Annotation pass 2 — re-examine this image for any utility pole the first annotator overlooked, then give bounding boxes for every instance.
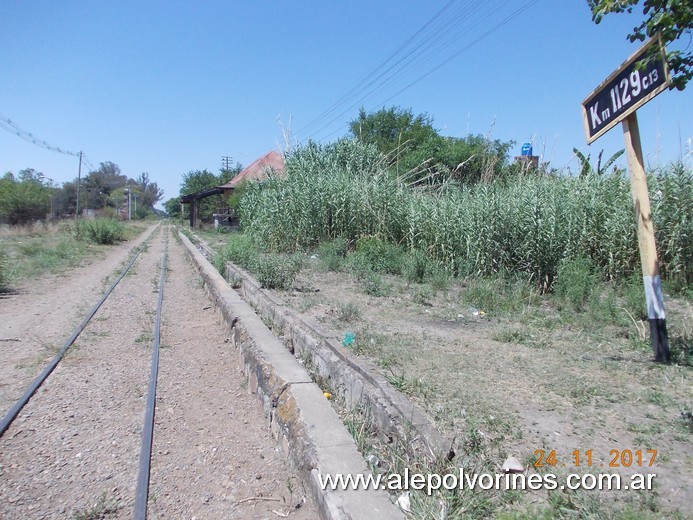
[75,151,83,221]
[221,156,232,172]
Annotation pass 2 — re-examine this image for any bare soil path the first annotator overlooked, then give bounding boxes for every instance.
[0,225,314,519]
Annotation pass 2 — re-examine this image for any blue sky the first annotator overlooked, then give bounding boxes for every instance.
[1,1,691,209]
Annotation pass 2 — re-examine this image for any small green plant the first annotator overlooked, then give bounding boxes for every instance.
[493,328,531,344]
[213,250,230,275]
[679,409,693,433]
[317,238,350,272]
[354,235,404,275]
[337,302,361,322]
[464,275,533,314]
[362,271,387,296]
[427,265,452,292]
[553,257,599,310]
[135,332,153,344]
[411,285,432,305]
[621,273,648,320]
[72,492,120,520]
[255,254,302,290]
[80,218,126,245]
[0,247,10,291]
[225,233,257,270]
[642,389,676,408]
[403,249,431,283]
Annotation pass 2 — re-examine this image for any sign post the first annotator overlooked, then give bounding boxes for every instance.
[581,36,670,362]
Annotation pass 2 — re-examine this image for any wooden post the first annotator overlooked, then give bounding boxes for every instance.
[189,200,196,228]
[622,112,670,362]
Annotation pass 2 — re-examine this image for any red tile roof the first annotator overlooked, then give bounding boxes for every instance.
[219,150,284,189]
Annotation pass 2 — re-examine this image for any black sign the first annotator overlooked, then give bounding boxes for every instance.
[582,37,669,143]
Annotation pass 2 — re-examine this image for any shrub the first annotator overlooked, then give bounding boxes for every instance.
[403,249,432,283]
[225,233,257,270]
[464,275,534,314]
[337,302,361,322]
[317,239,350,272]
[428,265,452,292]
[254,254,302,290]
[240,141,690,292]
[354,235,404,275]
[81,219,125,245]
[553,257,600,311]
[362,271,387,296]
[213,250,230,275]
[621,273,648,321]
[0,248,9,291]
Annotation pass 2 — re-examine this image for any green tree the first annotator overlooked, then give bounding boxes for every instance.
[348,106,513,185]
[164,197,181,218]
[0,171,50,224]
[179,169,226,222]
[135,172,164,210]
[588,0,693,90]
[349,106,438,165]
[83,161,128,210]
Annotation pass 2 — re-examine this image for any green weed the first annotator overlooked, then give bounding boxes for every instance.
[317,238,350,272]
[336,302,361,322]
[72,492,120,519]
[362,271,387,296]
[553,257,599,310]
[254,254,302,290]
[78,218,126,245]
[354,235,405,275]
[224,233,257,270]
[0,247,10,291]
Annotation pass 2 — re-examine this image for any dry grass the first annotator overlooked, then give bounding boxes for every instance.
[0,221,63,238]
[271,258,692,519]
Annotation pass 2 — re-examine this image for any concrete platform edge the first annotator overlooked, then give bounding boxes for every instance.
[177,231,403,520]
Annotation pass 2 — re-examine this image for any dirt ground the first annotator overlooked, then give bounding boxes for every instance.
[241,251,691,517]
[0,225,314,519]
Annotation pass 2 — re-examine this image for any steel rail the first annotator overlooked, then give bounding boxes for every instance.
[0,225,160,437]
[134,233,168,520]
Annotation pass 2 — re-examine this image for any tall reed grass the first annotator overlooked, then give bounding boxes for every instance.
[239,139,691,292]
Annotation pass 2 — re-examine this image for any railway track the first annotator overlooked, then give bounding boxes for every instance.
[0,225,313,519]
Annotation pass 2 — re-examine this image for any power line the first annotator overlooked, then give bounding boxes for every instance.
[1,112,100,179]
[0,113,80,157]
[302,0,496,140]
[81,155,96,172]
[294,0,462,136]
[314,0,541,143]
[296,0,541,143]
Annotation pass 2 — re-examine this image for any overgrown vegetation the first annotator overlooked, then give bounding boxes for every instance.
[0,219,140,287]
[0,170,50,224]
[76,218,127,245]
[0,247,8,292]
[1,163,164,223]
[239,138,691,294]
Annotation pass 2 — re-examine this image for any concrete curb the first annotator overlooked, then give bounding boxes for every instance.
[178,231,403,520]
[197,242,452,463]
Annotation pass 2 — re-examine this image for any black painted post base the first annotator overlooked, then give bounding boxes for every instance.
[649,318,670,363]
